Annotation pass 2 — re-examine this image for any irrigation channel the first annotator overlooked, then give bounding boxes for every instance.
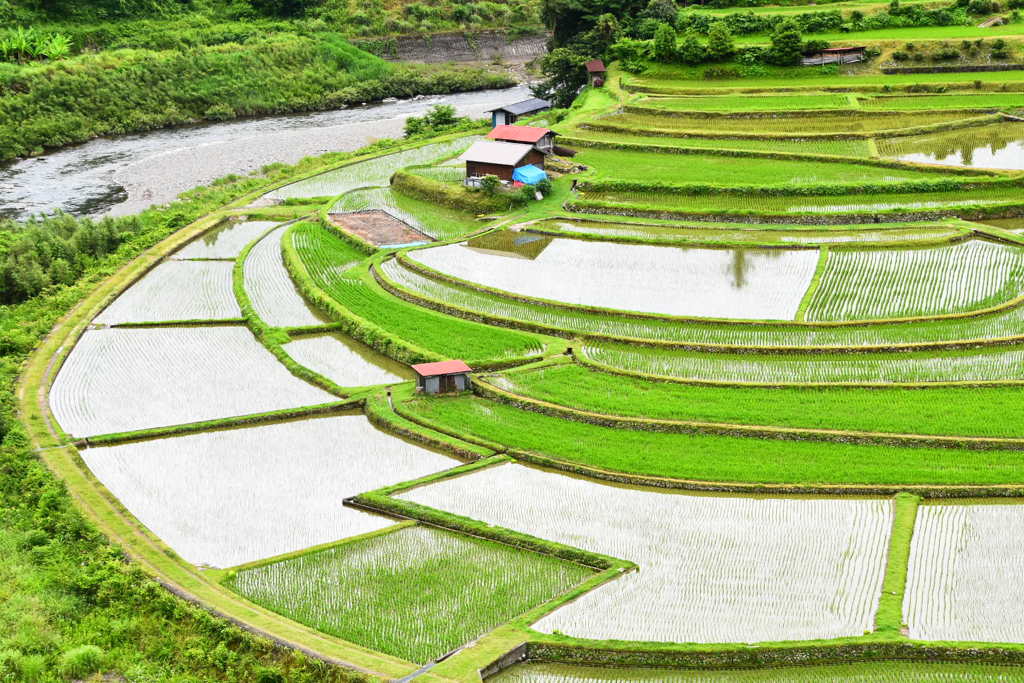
[21,66,1024,681]
[0,84,530,220]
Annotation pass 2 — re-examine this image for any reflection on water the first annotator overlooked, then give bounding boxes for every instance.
[878,122,1024,170]
[0,84,530,220]
[467,230,553,259]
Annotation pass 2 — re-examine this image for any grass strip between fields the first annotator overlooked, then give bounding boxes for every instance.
[875,494,921,635]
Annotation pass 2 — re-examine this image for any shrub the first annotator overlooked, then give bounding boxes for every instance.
[59,645,104,678]
[652,22,677,62]
[703,65,741,78]
[479,174,501,196]
[706,21,735,61]
[678,29,707,65]
[892,50,910,61]
[765,20,802,66]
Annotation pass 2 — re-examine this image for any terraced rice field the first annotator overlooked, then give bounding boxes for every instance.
[563,128,873,156]
[877,122,1024,170]
[804,241,1024,321]
[93,260,240,324]
[400,462,893,643]
[282,332,411,387]
[173,219,279,259]
[49,327,335,437]
[81,416,455,567]
[244,225,329,327]
[594,111,978,135]
[904,504,1024,643]
[638,93,855,112]
[862,94,1024,111]
[266,136,477,200]
[330,186,480,241]
[228,525,592,663]
[408,239,820,320]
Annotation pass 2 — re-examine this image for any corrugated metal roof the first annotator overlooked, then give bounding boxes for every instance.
[411,360,472,376]
[486,98,552,115]
[459,140,533,166]
[486,125,552,143]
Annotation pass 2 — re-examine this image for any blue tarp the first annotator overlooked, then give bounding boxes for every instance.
[512,164,547,185]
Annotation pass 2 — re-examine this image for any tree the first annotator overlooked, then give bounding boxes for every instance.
[643,0,678,23]
[530,47,588,108]
[652,22,677,62]
[479,175,501,196]
[541,0,648,47]
[705,21,735,62]
[766,20,803,66]
[678,29,707,65]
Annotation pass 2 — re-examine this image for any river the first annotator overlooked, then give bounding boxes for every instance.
[0,84,531,221]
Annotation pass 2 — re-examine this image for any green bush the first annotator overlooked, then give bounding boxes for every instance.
[59,645,104,678]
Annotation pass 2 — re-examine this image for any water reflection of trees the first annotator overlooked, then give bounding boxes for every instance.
[895,124,1024,165]
[725,248,784,289]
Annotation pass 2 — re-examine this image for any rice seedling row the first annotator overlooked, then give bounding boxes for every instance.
[291,223,546,362]
[564,127,873,156]
[399,461,893,643]
[244,226,329,327]
[395,393,1024,485]
[227,525,593,663]
[637,93,855,112]
[282,332,411,388]
[407,239,819,320]
[81,415,455,567]
[805,240,1024,321]
[597,111,978,135]
[94,260,240,325]
[862,94,1024,111]
[573,147,955,185]
[493,361,1024,438]
[49,327,335,438]
[904,504,1024,643]
[266,136,478,200]
[380,257,1024,349]
[173,220,280,259]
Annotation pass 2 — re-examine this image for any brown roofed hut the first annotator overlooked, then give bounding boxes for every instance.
[586,59,607,86]
[459,140,542,183]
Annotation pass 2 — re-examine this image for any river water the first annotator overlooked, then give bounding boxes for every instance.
[0,84,530,221]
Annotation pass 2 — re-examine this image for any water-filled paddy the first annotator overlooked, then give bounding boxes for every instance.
[400,462,892,643]
[878,122,1024,170]
[905,504,1024,644]
[173,219,279,259]
[244,225,329,327]
[282,332,411,388]
[50,327,334,437]
[80,415,455,567]
[408,238,819,320]
[93,260,239,325]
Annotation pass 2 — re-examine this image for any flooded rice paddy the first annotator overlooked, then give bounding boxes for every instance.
[244,225,329,327]
[49,327,334,437]
[81,415,455,567]
[173,219,279,259]
[400,462,893,643]
[878,122,1024,170]
[282,333,412,388]
[905,504,1024,644]
[408,238,820,320]
[93,261,239,325]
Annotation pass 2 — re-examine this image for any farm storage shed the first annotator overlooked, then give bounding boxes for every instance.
[486,125,557,154]
[512,164,547,185]
[411,360,472,394]
[459,140,543,182]
[485,98,552,127]
[802,46,867,65]
[586,59,607,86]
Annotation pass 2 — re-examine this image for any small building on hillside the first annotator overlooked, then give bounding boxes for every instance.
[486,98,552,127]
[486,125,558,155]
[586,59,607,87]
[802,46,867,66]
[411,360,472,394]
[459,140,542,183]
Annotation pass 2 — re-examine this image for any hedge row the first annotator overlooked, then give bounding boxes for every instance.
[390,170,511,215]
[560,133,1000,176]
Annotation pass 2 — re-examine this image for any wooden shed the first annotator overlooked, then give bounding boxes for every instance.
[586,59,607,87]
[459,140,542,182]
[802,46,867,66]
[486,125,557,155]
[411,360,472,394]
[485,98,552,127]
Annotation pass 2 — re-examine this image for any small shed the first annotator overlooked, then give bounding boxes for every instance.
[586,59,607,87]
[486,98,552,127]
[486,125,558,155]
[802,46,867,66]
[459,140,542,182]
[411,360,472,394]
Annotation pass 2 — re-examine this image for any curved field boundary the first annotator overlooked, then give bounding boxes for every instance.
[372,256,1024,355]
[560,133,1006,175]
[470,375,1024,452]
[620,79,1024,96]
[16,210,426,681]
[623,104,1006,118]
[396,251,1024,330]
[575,177,1024,198]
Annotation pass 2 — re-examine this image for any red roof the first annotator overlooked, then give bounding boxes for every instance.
[411,360,472,377]
[586,59,606,73]
[486,125,552,144]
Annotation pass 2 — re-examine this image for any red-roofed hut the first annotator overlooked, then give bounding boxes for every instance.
[486,125,557,155]
[586,59,606,87]
[411,360,472,394]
